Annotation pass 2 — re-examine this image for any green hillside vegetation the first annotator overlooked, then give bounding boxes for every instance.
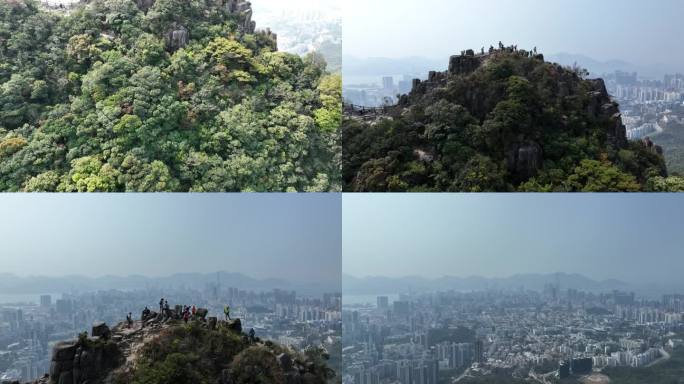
[343,50,684,192]
[113,321,335,384]
[0,0,341,191]
[654,112,684,176]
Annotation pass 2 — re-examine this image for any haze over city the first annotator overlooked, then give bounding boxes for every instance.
[343,194,684,286]
[343,0,684,70]
[0,194,341,284]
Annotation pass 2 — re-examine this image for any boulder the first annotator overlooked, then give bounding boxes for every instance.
[227,318,242,333]
[92,322,111,339]
[195,308,208,320]
[277,353,293,371]
[52,341,78,361]
[208,316,217,330]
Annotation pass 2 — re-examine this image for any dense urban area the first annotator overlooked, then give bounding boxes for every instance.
[343,288,684,384]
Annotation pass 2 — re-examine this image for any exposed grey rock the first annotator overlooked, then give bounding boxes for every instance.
[277,353,293,371]
[448,55,482,76]
[208,316,218,330]
[166,25,189,51]
[134,0,155,12]
[507,141,543,181]
[92,322,110,339]
[195,307,209,320]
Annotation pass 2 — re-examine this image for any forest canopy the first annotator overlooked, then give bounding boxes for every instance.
[0,0,341,191]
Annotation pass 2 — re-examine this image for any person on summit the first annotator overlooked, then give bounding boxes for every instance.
[126,312,133,328]
[159,298,164,313]
[223,304,231,320]
[191,305,196,318]
[249,328,256,343]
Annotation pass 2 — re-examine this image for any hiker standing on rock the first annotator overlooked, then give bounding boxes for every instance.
[249,328,256,343]
[126,312,133,328]
[159,298,164,313]
[224,304,231,320]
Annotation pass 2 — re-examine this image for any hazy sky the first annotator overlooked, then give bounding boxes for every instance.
[343,194,684,284]
[0,194,341,283]
[343,0,684,66]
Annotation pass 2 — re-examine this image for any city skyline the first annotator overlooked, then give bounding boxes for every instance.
[343,194,684,285]
[0,194,341,284]
[343,0,684,70]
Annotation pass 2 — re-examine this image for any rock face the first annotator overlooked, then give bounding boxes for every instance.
[91,322,110,339]
[587,78,627,146]
[225,318,242,333]
[448,55,483,76]
[134,0,155,12]
[225,0,256,33]
[166,25,189,51]
[49,331,122,384]
[506,141,543,181]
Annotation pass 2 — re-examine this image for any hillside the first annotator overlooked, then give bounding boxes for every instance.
[0,0,341,192]
[342,47,683,192]
[19,310,335,384]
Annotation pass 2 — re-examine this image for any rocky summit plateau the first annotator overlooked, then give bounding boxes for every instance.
[6,306,334,384]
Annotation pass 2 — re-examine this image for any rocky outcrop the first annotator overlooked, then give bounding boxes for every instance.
[134,0,155,12]
[91,322,110,339]
[225,0,256,34]
[165,24,189,51]
[448,54,483,76]
[133,0,257,34]
[586,78,627,146]
[19,309,332,384]
[48,326,123,384]
[506,141,543,181]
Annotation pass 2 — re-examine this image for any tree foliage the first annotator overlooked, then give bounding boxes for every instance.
[0,0,341,191]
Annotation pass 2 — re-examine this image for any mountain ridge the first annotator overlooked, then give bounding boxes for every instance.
[342,272,633,295]
[0,271,339,297]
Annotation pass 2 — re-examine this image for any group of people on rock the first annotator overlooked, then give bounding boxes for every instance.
[181,305,197,323]
[123,299,257,343]
[459,42,539,58]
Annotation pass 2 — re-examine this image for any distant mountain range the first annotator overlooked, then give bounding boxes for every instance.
[343,53,682,82]
[0,272,339,296]
[343,273,679,297]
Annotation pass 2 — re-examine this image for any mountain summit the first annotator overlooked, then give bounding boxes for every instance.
[343,45,681,192]
[17,307,333,384]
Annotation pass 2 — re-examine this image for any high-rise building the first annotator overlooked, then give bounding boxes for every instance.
[393,301,409,315]
[382,76,394,91]
[40,295,51,308]
[55,299,73,315]
[377,296,389,309]
[475,339,484,363]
